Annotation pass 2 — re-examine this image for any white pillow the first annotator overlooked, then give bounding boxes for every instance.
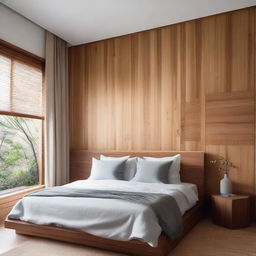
[131,158,171,183]
[100,155,137,180]
[89,158,126,180]
[143,154,181,184]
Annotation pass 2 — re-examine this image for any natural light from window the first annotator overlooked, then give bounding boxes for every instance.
[0,115,41,194]
[0,49,44,195]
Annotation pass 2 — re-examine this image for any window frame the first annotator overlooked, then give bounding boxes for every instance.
[0,39,45,187]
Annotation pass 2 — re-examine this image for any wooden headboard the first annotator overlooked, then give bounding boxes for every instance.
[70,151,205,199]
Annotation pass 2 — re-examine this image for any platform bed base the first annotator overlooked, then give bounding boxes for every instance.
[5,202,203,256]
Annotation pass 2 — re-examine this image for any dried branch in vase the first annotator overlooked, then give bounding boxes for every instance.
[209,156,236,174]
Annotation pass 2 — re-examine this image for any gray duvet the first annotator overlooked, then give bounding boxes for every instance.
[11,186,182,240]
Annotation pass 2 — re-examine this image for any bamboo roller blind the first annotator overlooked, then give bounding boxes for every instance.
[0,53,43,118]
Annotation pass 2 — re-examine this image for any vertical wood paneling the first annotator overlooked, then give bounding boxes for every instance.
[200,8,255,202]
[231,10,251,92]
[69,7,256,204]
[253,6,256,215]
[69,46,87,149]
[160,25,180,150]
[115,36,133,150]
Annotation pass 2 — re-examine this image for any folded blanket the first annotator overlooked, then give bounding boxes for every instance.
[9,187,182,240]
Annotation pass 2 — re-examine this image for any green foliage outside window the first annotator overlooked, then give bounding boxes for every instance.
[0,115,40,191]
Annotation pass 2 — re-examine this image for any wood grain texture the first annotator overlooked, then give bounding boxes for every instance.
[205,92,254,145]
[4,202,204,256]
[69,7,256,209]
[211,195,251,229]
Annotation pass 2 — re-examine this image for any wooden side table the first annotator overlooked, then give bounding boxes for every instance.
[211,194,251,229]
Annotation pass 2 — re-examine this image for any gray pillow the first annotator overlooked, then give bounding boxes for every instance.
[144,154,181,184]
[131,158,172,183]
[100,155,137,180]
[89,158,126,180]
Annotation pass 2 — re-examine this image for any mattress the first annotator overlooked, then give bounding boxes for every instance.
[8,179,198,247]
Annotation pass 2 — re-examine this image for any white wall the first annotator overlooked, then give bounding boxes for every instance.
[0,4,45,58]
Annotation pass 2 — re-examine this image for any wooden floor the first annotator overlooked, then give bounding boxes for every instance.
[1,218,256,256]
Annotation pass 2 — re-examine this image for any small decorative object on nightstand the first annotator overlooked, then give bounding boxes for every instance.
[211,194,251,229]
[210,156,236,197]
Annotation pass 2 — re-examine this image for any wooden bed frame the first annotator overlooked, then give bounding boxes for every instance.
[5,151,205,256]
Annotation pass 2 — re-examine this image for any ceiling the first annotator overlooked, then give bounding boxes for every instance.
[2,0,256,45]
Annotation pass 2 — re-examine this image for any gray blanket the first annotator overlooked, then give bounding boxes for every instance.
[26,187,182,240]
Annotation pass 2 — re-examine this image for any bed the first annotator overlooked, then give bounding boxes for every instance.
[5,150,205,256]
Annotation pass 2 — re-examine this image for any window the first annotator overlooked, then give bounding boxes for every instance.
[0,41,44,195]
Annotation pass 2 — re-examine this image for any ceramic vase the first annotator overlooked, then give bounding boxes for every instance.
[220,172,232,196]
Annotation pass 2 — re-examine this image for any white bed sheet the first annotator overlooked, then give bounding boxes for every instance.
[8,180,198,247]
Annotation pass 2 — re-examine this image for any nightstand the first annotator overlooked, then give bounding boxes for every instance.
[211,194,251,229]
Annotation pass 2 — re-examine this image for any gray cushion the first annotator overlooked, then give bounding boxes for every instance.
[89,158,126,180]
[100,155,137,180]
[144,154,181,184]
[131,158,172,183]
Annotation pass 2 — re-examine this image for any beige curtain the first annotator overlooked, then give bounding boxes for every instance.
[45,31,69,186]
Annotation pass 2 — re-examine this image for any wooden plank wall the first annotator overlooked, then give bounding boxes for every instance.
[69,7,256,203]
